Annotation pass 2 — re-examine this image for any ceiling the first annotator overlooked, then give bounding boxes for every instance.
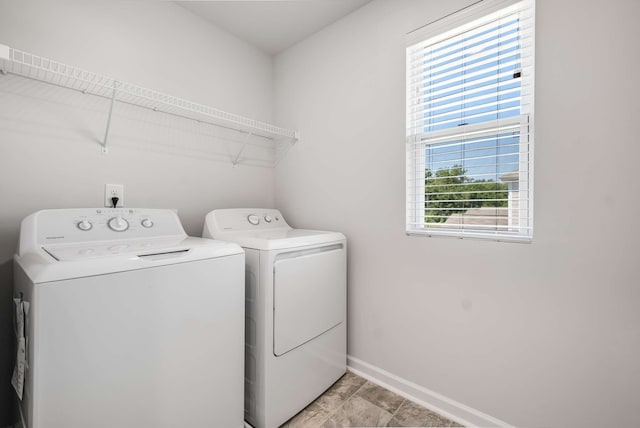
[177,0,374,55]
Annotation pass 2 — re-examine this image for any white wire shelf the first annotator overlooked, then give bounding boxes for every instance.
[0,44,298,161]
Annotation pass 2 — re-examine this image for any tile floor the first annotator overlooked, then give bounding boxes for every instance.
[281,372,464,427]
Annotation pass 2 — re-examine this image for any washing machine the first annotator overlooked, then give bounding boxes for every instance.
[202,208,346,428]
[13,208,245,428]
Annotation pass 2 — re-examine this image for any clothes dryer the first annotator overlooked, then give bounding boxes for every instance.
[13,208,245,428]
[203,208,346,428]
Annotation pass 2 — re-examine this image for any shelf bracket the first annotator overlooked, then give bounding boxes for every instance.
[232,131,253,167]
[274,132,299,166]
[0,44,9,75]
[101,80,119,154]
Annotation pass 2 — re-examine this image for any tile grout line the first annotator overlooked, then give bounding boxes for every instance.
[351,379,370,398]
[300,373,460,428]
[387,398,407,427]
[352,379,406,427]
[313,376,371,428]
[352,373,463,427]
[315,400,344,427]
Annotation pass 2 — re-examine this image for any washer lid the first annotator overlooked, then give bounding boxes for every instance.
[219,228,345,250]
[16,237,243,284]
[43,236,206,261]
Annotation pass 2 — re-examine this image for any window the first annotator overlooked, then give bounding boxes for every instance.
[406,0,534,242]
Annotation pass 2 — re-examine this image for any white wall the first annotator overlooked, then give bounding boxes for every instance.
[0,1,275,424]
[274,0,640,426]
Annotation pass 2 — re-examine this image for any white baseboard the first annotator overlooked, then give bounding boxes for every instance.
[347,355,513,428]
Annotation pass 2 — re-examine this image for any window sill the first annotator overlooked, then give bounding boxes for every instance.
[406,229,532,243]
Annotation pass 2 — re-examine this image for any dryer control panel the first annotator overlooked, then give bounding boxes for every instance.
[205,208,291,234]
[18,208,186,256]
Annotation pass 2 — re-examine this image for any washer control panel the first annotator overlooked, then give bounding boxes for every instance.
[29,208,184,247]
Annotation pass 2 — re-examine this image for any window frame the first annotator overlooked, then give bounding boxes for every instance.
[405,0,535,243]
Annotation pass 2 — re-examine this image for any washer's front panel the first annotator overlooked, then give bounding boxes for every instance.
[34,256,245,428]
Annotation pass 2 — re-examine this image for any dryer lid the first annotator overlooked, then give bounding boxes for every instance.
[203,208,345,250]
[217,228,345,250]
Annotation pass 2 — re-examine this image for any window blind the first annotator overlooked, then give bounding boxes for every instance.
[406,0,534,241]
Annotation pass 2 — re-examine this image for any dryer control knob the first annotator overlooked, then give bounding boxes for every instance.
[77,220,93,231]
[141,218,154,228]
[108,216,129,232]
[264,215,272,223]
[247,214,260,225]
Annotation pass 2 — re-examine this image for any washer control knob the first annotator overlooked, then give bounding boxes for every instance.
[108,216,129,232]
[247,214,260,225]
[264,215,272,223]
[141,218,154,228]
[77,220,93,231]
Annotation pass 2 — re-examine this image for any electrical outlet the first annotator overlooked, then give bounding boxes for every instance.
[105,184,124,208]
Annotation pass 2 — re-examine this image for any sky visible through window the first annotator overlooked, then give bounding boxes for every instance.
[421,16,522,183]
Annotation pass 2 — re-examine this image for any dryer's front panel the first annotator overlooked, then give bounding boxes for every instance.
[273,244,346,356]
